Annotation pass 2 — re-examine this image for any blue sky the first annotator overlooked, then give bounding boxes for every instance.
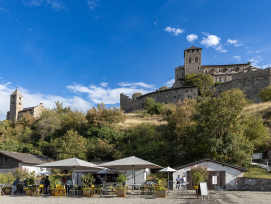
[0,0,271,119]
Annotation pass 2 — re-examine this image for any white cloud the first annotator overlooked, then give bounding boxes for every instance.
[94,15,100,19]
[233,56,241,60]
[87,0,99,10]
[154,21,158,25]
[186,34,198,43]
[262,64,271,68]
[247,50,253,54]
[67,82,156,104]
[0,82,93,120]
[0,79,156,120]
[256,50,260,53]
[165,79,175,87]
[22,0,66,10]
[165,26,184,36]
[200,33,227,53]
[214,55,218,58]
[227,39,243,47]
[100,82,108,87]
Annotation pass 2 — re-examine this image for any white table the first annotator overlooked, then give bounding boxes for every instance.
[177,182,189,196]
[130,184,142,198]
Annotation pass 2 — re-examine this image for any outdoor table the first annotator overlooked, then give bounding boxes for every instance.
[130,184,143,198]
[0,184,5,196]
[179,182,189,196]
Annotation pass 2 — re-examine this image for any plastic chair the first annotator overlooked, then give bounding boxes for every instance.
[55,184,66,198]
[34,185,44,197]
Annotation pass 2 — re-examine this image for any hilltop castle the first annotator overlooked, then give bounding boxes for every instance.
[6,89,45,121]
[120,45,271,112]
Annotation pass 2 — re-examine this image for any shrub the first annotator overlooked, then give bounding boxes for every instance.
[191,165,209,186]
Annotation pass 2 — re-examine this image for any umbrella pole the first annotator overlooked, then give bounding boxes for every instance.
[132,166,134,198]
[72,167,75,185]
[168,172,169,192]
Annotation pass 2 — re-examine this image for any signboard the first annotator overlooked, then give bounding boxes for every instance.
[212,176,217,185]
[198,182,208,197]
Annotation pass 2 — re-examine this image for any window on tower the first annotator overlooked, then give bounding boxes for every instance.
[189,58,192,63]
[195,57,198,62]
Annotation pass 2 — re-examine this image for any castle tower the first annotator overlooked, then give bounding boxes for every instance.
[184,45,203,75]
[9,89,23,121]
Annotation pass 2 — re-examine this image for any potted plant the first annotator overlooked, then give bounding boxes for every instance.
[1,173,14,195]
[116,174,128,197]
[191,165,209,191]
[155,178,168,198]
[81,173,94,197]
[49,175,60,196]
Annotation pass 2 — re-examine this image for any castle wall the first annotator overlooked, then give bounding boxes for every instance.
[33,104,45,118]
[120,86,198,113]
[214,68,271,102]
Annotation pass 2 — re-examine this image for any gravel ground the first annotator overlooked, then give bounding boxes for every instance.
[1,190,271,204]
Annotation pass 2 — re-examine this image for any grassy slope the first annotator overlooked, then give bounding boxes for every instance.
[244,164,271,179]
[243,102,271,119]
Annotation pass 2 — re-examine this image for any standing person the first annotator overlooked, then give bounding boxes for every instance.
[11,178,20,195]
[65,176,71,195]
[44,176,50,195]
[62,177,66,184]
[175,175,181,190]
[181,175,186,183]
[40,177,45,184]
[95,175,102,187]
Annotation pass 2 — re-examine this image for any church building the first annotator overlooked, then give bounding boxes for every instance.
[6,89,45,121]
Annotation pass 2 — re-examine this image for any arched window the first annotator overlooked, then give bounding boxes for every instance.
[189,58,192,63]
[218,69,220,72]
[195,57,198,62]
[198,66,199,69]
[182,72,184,77]
[238,81,242,88]
[177,74,178,78]
[246,80,251,86]
[264,77,269,84]
[255,79,260,85]
[205,70,207,74]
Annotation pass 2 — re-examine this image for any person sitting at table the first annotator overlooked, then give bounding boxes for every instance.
[23,178,28,186]
[95,175,102,187]
[175,175,181,190]
[181,175,186,183]
[11,178,20,195]
[62,177,66,184]
[44,176,50,195]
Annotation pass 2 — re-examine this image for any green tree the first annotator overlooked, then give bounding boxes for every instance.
[183,73,214,96]
[194,88,253,165]
[143,97,163,115]
[159,86,169,91]
[258,86,271,102]
[132,92,142,99]
[36,110,61,140]
[87,138,116,161]
[86,103,126,127]
[52,130,87,160]
[54,101,72,115]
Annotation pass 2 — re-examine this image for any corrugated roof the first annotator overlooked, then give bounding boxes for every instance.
[174,158,248,172]
[0,151,53,164]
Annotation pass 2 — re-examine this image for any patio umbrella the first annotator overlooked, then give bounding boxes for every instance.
[159,166,176,191]
[35,158,104,184]
[97,156,163,196]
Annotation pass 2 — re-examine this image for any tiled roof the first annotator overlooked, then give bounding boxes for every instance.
[0,151,53,164]
[174,158,248,172]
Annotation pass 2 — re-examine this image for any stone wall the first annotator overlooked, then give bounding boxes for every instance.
[215,68,271,102]
[237,177,271,191]
[120,86,198,113]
